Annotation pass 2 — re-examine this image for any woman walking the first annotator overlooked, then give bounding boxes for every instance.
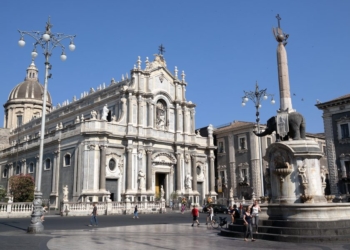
[133,205,139,219]
[251,200,261,233]
[181,204,185,214]
[243,206,255,242]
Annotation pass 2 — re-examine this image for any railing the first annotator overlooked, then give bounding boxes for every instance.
[0,202,33,218]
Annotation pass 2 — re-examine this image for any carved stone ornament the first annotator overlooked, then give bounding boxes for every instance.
[185,154,190,163]
[91,110,97,120]
[298,163,308,184]
[152,152,177,165]
[87,144,96,151]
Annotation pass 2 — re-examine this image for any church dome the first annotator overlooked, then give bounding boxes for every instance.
[7,61,52,103]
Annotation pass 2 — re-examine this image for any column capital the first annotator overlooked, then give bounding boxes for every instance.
[35,154,39,159]
[87,144,96,151]
[8,163,13,168]
[209,155,215,160]
[99,144,108,150]
[21,159,26,163]
[127,147,133,153]
[146,148,153,155]
[191,153,197,159]
[54,150,60,156]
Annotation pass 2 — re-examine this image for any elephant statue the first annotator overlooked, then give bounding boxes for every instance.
[254,112,306,141]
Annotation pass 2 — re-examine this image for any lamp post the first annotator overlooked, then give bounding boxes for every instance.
[18,17,76,233]
[241,82,275,198]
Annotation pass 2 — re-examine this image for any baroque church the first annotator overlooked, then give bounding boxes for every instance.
[0,53,217,209]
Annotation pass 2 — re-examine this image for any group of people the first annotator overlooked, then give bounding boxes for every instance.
[190,200,261,243]
[242,200,261,242]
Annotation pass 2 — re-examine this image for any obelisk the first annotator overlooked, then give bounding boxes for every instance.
[273,14,294,112]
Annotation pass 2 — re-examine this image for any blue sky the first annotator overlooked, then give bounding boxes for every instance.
[1,1,349,133]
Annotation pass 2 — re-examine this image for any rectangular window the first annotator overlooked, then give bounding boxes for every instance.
[341,124,349,139]
[218,141,224,153]
[17,115,23,127]
[239,137,246,150]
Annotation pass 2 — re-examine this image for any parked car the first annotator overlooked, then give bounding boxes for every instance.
[201,204,228,214]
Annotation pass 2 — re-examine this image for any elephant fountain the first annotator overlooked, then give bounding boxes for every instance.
[254,112,305,141]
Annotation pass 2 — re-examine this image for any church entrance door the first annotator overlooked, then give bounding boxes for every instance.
[106,179,118,201]
[155,173,166,198]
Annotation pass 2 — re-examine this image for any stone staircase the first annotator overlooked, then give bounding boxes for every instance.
[220,218,350,242]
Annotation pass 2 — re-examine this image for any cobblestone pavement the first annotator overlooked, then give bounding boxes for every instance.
[11,224,350,250]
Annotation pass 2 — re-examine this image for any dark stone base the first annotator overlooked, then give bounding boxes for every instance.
[220,219,350,242]
[27,223,44,234]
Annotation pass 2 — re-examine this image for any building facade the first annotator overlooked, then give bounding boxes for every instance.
[0,54,217,208]
[214,120,328,201]
[317,94,350,198]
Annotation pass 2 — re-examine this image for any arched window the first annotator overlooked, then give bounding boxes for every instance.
[44,158,51,170]
[155,100,167,130]
[29,162,34,173]
[64,154,71,166]
[109,159,116,171]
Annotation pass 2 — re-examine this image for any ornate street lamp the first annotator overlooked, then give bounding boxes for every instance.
[18,17,76,233]
[241,82,274,197]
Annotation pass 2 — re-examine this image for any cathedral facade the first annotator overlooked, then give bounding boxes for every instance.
[0,54,217,208]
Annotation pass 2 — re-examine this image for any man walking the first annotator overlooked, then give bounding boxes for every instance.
[89,203,98,226]
[191,205,200,227]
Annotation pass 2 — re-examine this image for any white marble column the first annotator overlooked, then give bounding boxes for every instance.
[277,42,293,112]
[148,100,154,128]
[176,152,182,192]
[190,110,195,134]
[99,145,107,191]
[191,154,197,192]
[146,149,153,192]
[51,151,59,195]
[6,163,12,195]
[176,104,181,133]
[128,93,133,125]
[21,159,26,175]
[126,147,133,192]
[138,96,144,128]
[183,107,188,134]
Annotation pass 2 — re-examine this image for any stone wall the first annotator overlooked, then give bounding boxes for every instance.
[0,128,10,150]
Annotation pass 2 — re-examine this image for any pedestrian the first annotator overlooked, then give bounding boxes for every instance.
[243,206,255,242]
[89,203,98,226]
[251,200,261,233]
[230,204,240,224]
[133,205,139,219]
[205,205,213,225]
[181,203,185,214]
[191,205,200,227]
[41,206,48,222]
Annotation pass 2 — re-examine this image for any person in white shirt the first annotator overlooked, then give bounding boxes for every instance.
[251,200,261,233]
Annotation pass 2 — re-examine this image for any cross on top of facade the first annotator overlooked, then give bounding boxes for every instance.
[158,44,165,55]
[276,14,281,28]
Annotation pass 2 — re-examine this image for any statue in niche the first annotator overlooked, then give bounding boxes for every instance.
[160,185,165,199]
[185,173,192,190]
[101,104,109,121]
[63,185,69,202]
[138,170,146,191]
[298,164,308,184]
[156,101,166,129]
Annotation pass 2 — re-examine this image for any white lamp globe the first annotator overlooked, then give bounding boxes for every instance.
[60,53,67,61]
[42,33,50,41]
[18,38,25,47]
[258,104,262,108]
[31,50,38,58]
[241,102,246,107]
[243,96,248,102]
[69,42,76,51]
[271,99,276,104]
[263,95,268,100]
